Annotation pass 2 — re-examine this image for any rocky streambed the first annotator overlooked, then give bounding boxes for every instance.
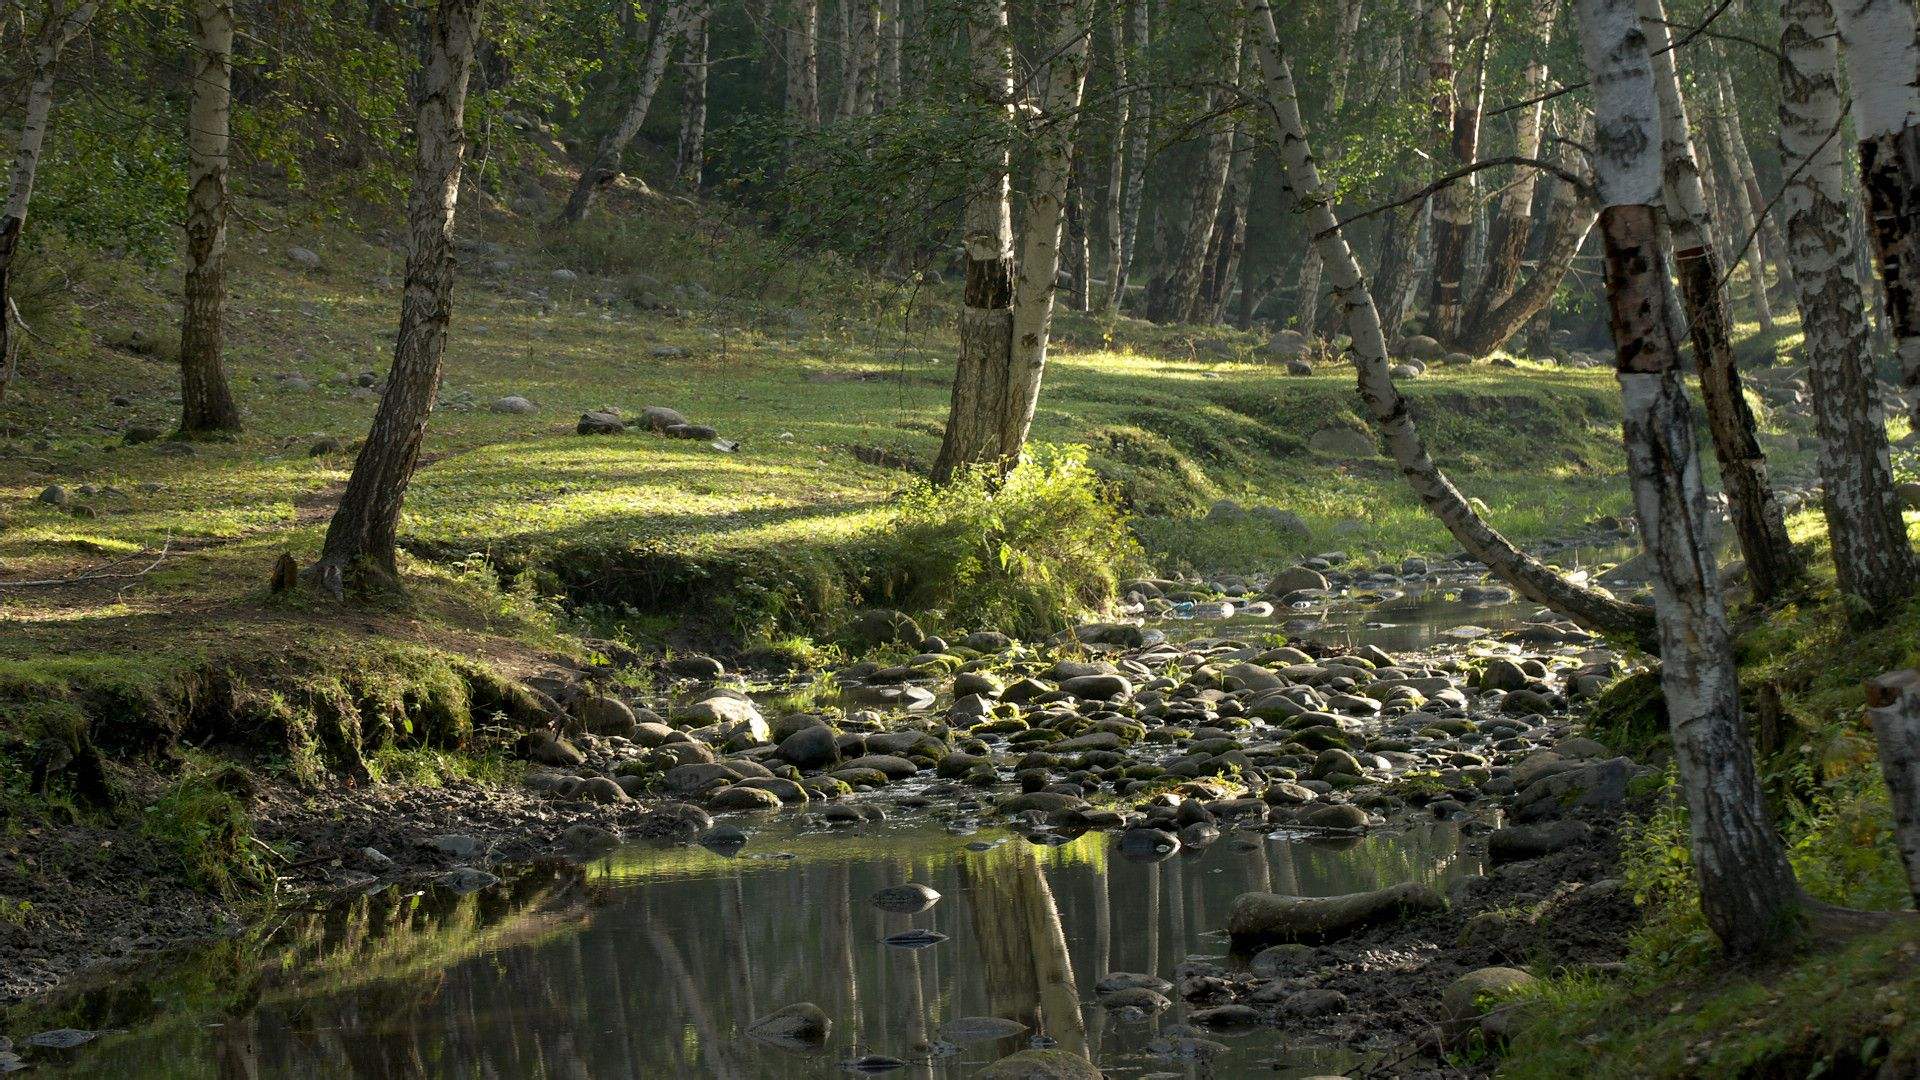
[1,533,1661,1076]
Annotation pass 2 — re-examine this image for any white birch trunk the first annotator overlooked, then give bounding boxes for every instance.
[1779,0,1920,619]
[1705,59,1774,328]
[1106,0,1150,315]
[1577,0,1801,958]
[1865,670,1920,908]
[1246,0,1657,650]
[1098,0,1130,316]
[675,0,710,187]
[1468,0,1556,321]
[786,0,821,129]
[178,0,242,435]
[560,0,694,222]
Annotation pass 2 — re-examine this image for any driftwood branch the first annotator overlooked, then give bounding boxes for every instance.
[0,537,173,588]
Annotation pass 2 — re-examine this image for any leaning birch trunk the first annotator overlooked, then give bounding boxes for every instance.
[1099,1,1130,316]
[675,0,710,188]
[1107,0,1151,315]
[0,0,97,398]
[559,0,691,224]
[1576,0,1801,957]
[1149,26,1240,324]
[307,0,484,592]
[1467,0,1554,322]
[1828,0,1920,432]
[930,0,1017,484]
[1865,670,1920,908]
[1704,60,1773,329]
[1458,116,1599,359]
[786,0,822,129]
[178,0,242,436]
[1779,0,1920,620]
[1640,0,1800,602]
[1246,0,1657,651]
[999,0,1095,460]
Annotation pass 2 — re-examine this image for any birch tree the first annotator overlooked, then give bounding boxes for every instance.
[1148,20,1241,324]
[675,0,710,188]
[1468,0,1556,320]
[177,0,243,437]
[1703,57,1773,329]
[786,0,822,129]
[1713,63,1794,304]
[0,0,97,397]
[1639,0,1800,601]
[1575,0,1800,956]
[1245,0,1657,652]
[1779,0,1919,620]
[1103,0,1150,315]
[1098,1,1130,315]
[559,0,693,224]
[1828,0,1920,430]
[1428,0,1490,344]
[306,0,485,592]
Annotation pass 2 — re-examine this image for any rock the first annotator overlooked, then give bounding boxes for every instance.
[1441,967,1538,1033]
[976,1049,1104,1079]
[492,395,538,415]
[1060,673,1132,699]
[639,405,690,431]
[1190,1005,1262,1028]
[308,436,344,456]
[996,791,1088,814]
[428,833,480,858]
[1095,972,1173,995]
[551,268,578,282]
[709,784,782,812]
[1249,943,1314,976]
[526,726,583,768]
[123,423,166,445]
[1513,756,1634,821]
[286,245,321,270]
[1283,989,1348,1017]
[438,867,500,893]
[871,883,942,913]
[1302,802,1368,830]
[577,776,629,804]
[748,1002,831,1045]
[23,1029,99,1050]
[1488,819,1592,864]
[1401,334,1443,360]
[576,694,636,736]
[1479,657,1532,692]
[36,485,68,506]
[942,1016,1027,1042]
[674,694,766,734]
[1390,363,1423,380]
[844,608,923,648]
[559,823,619,855]
[1227,882,1448,948]
[667,654,725,679]
[577,410,626,435]
[1308,426,1378,457]
[1268,329,1310,358]
[777,724,840,769]
[663,422,720,440]
[1268,566,1329,595]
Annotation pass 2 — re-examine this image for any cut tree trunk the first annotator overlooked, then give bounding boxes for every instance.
[1864,670,1920,908]
[1779,0,1920,621]
[307,0,485,592]
[1577,0,1801,959]
[675,0,709,188]
[1828,0,1920,432]
[931,0,1018,483]
[559,0,692,224]
[1640,0,1800,602]
[1468,0,1555,321]
[1247,0,1657,651]
[178,0,243,436]
[0,1,98,401]
[786,0,821,129]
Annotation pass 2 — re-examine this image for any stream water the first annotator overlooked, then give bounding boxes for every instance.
[1,546,1632,1078]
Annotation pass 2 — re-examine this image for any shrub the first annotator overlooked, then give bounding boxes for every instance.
[864,445,1143,640]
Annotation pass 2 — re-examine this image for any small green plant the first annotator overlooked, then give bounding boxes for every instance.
[140,774,273,899]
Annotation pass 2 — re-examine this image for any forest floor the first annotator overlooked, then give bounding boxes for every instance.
[1,175,1913,1075]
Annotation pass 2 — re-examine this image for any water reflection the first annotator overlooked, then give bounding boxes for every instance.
[6,818,1478,1078]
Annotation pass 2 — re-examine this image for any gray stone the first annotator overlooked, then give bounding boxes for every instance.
[708,784,783,812]
[576,410,625,435]
[747,1002,830,1045]
[1308,426,1378,457]
[976,1050,1103,1079]
[1227,882,1448,948]
[286,245,321,270]
[1488,819,1592,864]
[872,882,942,913]
[777,724,840,769]
[492,395,538,415]
[576,694,636,736]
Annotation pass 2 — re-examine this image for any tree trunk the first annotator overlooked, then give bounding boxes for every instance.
[1468,0,1555,322]
[1716,62,1796,305]
[786,0,821,129]
[852,0,880,116]
[675,0,709,188]
[1640,0,1800,602]
[834,0,856,120]
[1106,0,1150,315]
[1705,57,1774,329]
[178,0,242,436]
[1289,0,1362,336]
[879,0,900,109]
[1248,0,1658,651]
[1148,21,1240,324]
[1202,132,1253,325]
[0,1,97,400]
[1066,162,1091,312]
[1576,0,1801,959]
[1779,0,1920,620]
[1458,119,1598,356]
[1829,0,1920,430]
[307,0,484,591]
[1098,0,1130,316]
[1428,0,1490,345]
[1864,670,1920,908]
[560,0,690,223]
[1000,0,1095,459]
[931,0,1018,483]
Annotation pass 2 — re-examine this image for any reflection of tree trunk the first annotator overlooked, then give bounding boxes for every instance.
[214,1012,260,1080]
[829,865,859,1043]
[1145,862,1160,975]
[1251,839,1273,894]
[961,848,1088,1059]
[645,915,741,1079]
